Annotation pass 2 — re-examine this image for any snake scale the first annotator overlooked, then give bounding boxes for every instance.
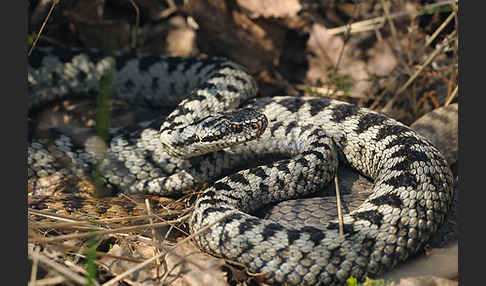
[28,47,454,285]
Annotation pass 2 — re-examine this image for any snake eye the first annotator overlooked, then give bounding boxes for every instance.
[231,124,241,133]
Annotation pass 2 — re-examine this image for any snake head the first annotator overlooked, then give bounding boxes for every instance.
[159,108,268,158]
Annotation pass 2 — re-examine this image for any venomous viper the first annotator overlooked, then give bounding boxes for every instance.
[28,47,454,285]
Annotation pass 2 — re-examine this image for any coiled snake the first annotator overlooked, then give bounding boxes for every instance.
[28,47,454,285]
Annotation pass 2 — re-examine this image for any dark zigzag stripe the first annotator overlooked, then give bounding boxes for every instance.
[385,135,426,149]
[279,97,306,113]
[166,57,187,73]
[200,188,242,203]
[261,222,285,241]
[309,98,331,116]
[369,193,403,208]
[356,113,389,134]
[311,141,332,149]
[211,181,233,192]
[388,150,429,172]
[300,226,327,245]
[351,210,384,226]
[188,94,207,102]
[250,166,268,179]
[172,134,198,146]
[295,157,310,167]
[138,55,164,71]
[299,124,314,133]
[383,172,418,189]
[332,103,359,122]
[327,222,355,234]
[285,121,298,136]
[196,198,235,208]
[258,182,269,194]
[231,75,250,87]
[276,163,290,173]
[229,173,250,185]
[181,57,203,73]
[270,121,284,134]
[236,216,261,235]
[225,84,240,93]
[194,60,210,75]
[301,150,325,161]
[193,82,224,101]
[375,124,411,141]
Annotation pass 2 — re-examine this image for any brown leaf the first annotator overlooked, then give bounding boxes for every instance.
[306,23,371,98]
[366,41,398,77]
[163,240,228,286]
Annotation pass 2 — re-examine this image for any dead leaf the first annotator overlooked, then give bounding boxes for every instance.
[164,239,228,286]
[306,23,371,98]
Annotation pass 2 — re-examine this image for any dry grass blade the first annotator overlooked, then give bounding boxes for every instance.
[31,214,190,243]
[29,246,41,286]
[334,176,344,240]
[29,209,87,224]
[31,213,169,229]
[30,276,66,286]
[380,0,398,46]
[327,0,458,36]
[424,9,457,50]
[29,0,59,56]
[32,239,146,263]
[28,247,95,286]
[445,85,458,106]
[382,30,457,112]
[144,198,162,279]
[129,0,140,49]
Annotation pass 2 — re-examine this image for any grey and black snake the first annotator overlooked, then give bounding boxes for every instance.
[28,47,454,285]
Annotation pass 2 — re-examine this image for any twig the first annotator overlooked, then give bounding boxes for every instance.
[31,214,191,243]
[29,276,66,286]
[423,10,457,50]
[29,0,59,56]
[380,0,398,45]
[382,30,457,112]
[444,85,458,106]
[129,0,140,49]
[28,246,41,286]
[28,248,95,286]
[334,176,344,240]
[145,198,162,279]
[327,0,458,36]
[28,209,94,224]
[30,213,170,229]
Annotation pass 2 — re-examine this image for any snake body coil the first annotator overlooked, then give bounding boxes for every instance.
[28,48,453,285]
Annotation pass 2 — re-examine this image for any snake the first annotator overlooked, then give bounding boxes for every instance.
[28,47,454,285]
